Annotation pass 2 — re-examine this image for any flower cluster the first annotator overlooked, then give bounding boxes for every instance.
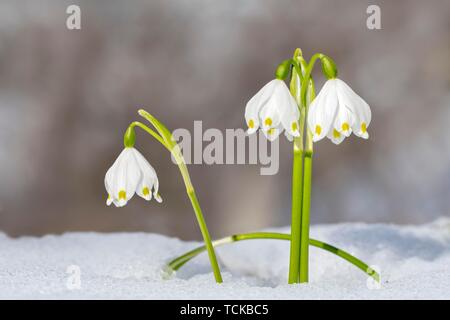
[245,78,371,145]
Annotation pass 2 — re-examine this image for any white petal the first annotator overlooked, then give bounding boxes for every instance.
[307,81,329,140]
[245,80,277,134]
[259,89,283,130]
[111,148,141,206]
[132,148,160,202]
[154,192,163,203]
[327,128,346,145]
[336,79,371,139]
[284,131,294,142]
[262,124,282,142]
[106,194,113,206]
[116,198,127,207]
[278,82,300,137]
[333,103,354,137]
[307,80,338,142]
[104,154,120,197]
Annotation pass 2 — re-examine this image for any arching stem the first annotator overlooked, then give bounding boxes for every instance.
[167,232,380,283]
[130,116,223,283]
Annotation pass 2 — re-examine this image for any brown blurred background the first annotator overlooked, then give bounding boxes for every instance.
[0,0,449,239]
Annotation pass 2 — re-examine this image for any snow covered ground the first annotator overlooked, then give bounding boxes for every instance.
[0,218,449,299]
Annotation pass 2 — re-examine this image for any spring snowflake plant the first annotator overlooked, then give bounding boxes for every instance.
[104,48,379,284]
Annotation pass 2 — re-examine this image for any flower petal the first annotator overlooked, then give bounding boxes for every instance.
[307,80,338,142]
[132,148,161,203]
[245,80,277,134]
[336,79,371,139]
[106,194,113,206]
[111,148,141,206]
[333,103,354,137]
[284,130,294,142]
[262,124,282,142]
[259,93,282,130]
[279,82,300,137]
[327,128,346,145]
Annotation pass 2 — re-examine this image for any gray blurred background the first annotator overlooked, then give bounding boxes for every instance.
[0,0,449,239]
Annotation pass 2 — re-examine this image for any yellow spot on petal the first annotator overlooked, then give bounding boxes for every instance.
[291,122,298,132]
[267,128,275,135]
[265,117,273,126]
[333,129,341,138]
[118,190,126,200]
[315,125,322,135]
[361,122,367,133]
[142,187,150,196]
[248,119,254,129]
[107,194,111,200]
[342,122,350,131]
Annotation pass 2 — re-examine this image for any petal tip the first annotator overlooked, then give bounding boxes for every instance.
[155,193,163,203]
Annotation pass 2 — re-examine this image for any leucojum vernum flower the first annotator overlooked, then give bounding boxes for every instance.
[105,48,379,285]
[105,146,162,207]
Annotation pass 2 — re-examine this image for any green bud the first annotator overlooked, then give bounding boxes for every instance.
[123,126,136,148]
[275,59,292,80]
[320,55,338,79]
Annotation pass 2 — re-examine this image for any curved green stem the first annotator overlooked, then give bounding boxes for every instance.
[129,121,169,150]
[300,53,322,107]
[131,112,223,283]
[167,232,380,283]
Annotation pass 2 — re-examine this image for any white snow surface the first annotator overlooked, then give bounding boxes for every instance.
[1,218,450,299]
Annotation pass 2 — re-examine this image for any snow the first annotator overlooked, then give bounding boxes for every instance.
[1,218,449,299]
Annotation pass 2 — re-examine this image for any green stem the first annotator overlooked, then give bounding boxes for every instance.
[288,49,304,284]
[289,139,303,284]
[166,232,380,283]
[186,189,223,283]
[130,121,169,150]
[299,153,312,282]
[299,79,315,283]
[131,118,223,283]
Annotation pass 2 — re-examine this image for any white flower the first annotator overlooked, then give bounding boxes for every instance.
[245,79,300,141]
[105,147,162,207]
[307,78,371,144]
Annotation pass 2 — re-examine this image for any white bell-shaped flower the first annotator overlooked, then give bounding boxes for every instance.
[105,147,162,207]
[245,79,300,141]
[307,78,371,144]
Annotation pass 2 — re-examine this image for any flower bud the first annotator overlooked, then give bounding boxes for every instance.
[123,126,136,148]
[275,59,292,80]
[320,55,338,79]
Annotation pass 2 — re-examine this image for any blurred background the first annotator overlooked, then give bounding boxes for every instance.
[0,0,449,239]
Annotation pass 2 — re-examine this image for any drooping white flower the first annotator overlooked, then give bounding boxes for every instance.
[245,79,300,141]
[105,147,162,207]
[307,78,371,144]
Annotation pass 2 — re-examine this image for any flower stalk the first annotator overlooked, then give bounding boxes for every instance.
[299,79,315,283]
[126,111,223,283]
[288,50,323,283]
[288,49,304,284]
